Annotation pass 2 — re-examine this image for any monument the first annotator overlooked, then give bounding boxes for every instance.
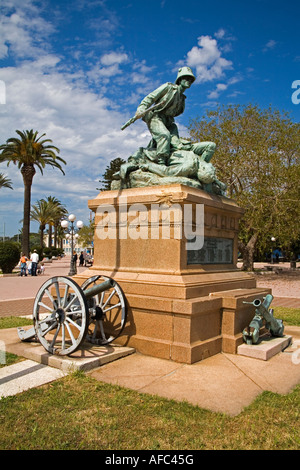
[112,67,226,195]
[75,67,272,363]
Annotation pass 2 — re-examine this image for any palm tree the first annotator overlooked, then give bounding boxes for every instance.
[45,196,67,248]
[53,206,68,249]
[30,196,67,248]
[30,199,54,247]
[0,130,66,256]
[0,173,13,189]
[56,223,66,251]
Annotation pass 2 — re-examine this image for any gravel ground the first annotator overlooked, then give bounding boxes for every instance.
[254,272,300,299]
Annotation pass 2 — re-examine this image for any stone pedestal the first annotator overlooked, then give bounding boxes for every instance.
[74,184,270,363]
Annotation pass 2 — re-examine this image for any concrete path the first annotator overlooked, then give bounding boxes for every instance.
[0,359,65,399]
[89,332,300,416]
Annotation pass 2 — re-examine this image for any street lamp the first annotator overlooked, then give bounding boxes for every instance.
[61,214,84,276]
[270,237,276,264]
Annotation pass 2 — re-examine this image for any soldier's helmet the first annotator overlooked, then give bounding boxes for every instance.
[175,67,196,85]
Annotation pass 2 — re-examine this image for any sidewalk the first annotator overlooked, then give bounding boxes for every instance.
[0,257,88,317]
[252,262,300,308]
[0,256,87,299]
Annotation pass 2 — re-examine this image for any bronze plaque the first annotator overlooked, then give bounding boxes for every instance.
[187,237,233,265]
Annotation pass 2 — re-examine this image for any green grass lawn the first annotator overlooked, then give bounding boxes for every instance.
[0,351,23,368]
[0,314,299,450]
[273,307,300,326]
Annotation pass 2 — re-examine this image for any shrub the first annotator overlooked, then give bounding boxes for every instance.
[0,242,21,273]
[30,245,44,261]
[43,247,52,259]
[56,247,64,257]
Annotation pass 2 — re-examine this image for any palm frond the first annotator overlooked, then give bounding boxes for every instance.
[0,173,13,189]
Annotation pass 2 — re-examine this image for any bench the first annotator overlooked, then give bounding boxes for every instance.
[264,265,283,273]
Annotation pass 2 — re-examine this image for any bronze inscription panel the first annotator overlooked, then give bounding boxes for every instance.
[187,237,233,265]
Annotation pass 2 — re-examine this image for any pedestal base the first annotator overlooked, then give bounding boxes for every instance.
[75,185,272,363]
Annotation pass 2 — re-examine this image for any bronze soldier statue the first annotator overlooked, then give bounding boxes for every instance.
[117,67,225,195]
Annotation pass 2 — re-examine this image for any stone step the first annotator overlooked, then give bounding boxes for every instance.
[0,327,136,376]
[237,335,292,361]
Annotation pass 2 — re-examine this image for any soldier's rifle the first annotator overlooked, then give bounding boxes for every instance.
[121,100,167,131]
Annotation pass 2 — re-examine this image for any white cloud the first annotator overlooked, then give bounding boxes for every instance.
[263,40,277,52]
[0,2,55,60]
[100,52,128,66]
[0,2,145,236]
[208,83,228,100]
[86,52,130,84]
[131,72,150,84]
[183,34,233,83]
[2,56,148,161]
[0,53,149,236]
[214,28,226,40]
[133,60,154,75]
[207,76,242,100]
[88,63,123,81]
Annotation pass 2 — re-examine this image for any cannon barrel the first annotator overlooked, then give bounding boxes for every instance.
[242,294,284,343]
[83,278,114,299]
[243,298,262,307]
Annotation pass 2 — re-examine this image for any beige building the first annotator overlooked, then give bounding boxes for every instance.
[62,236,93,256]
[43,234,93,256]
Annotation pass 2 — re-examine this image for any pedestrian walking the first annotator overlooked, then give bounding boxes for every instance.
[72,251,78,272]
[27,260,32,275]
[40,262,45,275]
[20,253,28,276]
[30,249,39,276]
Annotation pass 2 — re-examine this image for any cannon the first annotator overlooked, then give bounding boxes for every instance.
[17,275,127,356]
[242,294,284,345]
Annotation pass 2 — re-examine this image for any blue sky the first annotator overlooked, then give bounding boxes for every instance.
[0,0,299,237]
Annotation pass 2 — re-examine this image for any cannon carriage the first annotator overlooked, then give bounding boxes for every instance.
[18,275,127,356]
[242,294,284,345]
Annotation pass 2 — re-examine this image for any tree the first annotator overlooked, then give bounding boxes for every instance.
[30,196,67,248]
[44,196,67,248]
[98,157,126,190]
[188,104,300,270]
[0,130,66,256]
[0,173,13,189]
[30,199,53,248]
[77,220,95,249]
[52,201,68,249]
[56,223,66,251]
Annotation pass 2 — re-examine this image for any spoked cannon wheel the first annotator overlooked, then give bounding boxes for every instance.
[33,276,89,355]
[81,275,127,345]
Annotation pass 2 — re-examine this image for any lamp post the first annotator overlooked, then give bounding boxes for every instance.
[61,214,84,276]
[270,237,276,264]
